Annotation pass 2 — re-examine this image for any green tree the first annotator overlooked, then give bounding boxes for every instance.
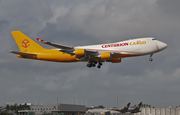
[18,104,22,110]
[24,103,30,110]
[0,113,9,115]
[10,105,14,114]
[97,105,105,108]
[5,105,9,111]
[134,105,136,108]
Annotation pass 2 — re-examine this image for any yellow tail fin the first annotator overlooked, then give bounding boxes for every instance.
[11,31,45,52]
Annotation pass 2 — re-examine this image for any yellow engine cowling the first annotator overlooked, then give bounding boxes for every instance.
[106,58,121,63]
[75,49,85,56]
[101,52,111,59]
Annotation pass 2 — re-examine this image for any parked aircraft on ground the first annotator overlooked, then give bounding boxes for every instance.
[110,102,130,113]
[10,31,167,68]
[86,103,131,114]
[128,102,142,114]
[87,102,143,114]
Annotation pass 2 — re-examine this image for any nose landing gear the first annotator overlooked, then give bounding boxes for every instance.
[149,54,153,62]
[149,58,153,61]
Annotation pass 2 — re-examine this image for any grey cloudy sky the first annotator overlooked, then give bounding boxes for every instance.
[0,0,180,108]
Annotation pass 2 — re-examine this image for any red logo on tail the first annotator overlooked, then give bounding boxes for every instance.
[22,39,30,48]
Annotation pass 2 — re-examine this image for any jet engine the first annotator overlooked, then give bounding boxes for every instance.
[100,52,111,59]
[75,49,85,56]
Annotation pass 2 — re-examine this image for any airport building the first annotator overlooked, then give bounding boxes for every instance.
[18,103,87,115]
[134,107,180,115]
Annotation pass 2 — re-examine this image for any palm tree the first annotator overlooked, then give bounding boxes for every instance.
[18,104,22,110]
[97,105,105,108]
[10,105,14,114]
[5,104,9,111]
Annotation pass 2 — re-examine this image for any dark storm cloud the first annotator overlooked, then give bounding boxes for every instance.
[37,23,98,46]
[0,0,180,108]
[157,0,180,16]
[0,20,9,31]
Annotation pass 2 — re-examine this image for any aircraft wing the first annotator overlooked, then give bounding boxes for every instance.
[36,38,73,50]
[36,38,99,61]
[9,51,37,56]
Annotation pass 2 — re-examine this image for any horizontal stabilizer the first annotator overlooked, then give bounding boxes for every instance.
[9,51,37,56]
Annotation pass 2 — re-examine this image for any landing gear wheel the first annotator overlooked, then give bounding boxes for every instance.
[92,63,96,67]
[87,61,97,68]
[94,61,97,64]
[97,62,102,68]
[149,58,153,61]
[86,63,91,68]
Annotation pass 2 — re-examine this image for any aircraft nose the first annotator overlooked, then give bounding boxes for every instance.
[156,40,167,51]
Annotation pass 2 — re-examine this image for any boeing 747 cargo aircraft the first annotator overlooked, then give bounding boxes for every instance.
[10,31,167,68]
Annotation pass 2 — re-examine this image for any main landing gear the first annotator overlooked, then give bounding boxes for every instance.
[86,61,102,68]
[149,54,153,62]
[97,62,102,68]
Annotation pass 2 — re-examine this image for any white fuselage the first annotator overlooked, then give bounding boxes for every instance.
[75,38,167,57]
[87,108,129,114]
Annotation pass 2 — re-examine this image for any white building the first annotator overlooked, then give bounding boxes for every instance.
[18,103,87,115]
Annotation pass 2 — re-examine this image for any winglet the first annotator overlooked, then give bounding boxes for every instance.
[36,38,45,42]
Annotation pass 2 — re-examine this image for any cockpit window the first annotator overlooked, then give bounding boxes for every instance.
[152,38,156,40]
